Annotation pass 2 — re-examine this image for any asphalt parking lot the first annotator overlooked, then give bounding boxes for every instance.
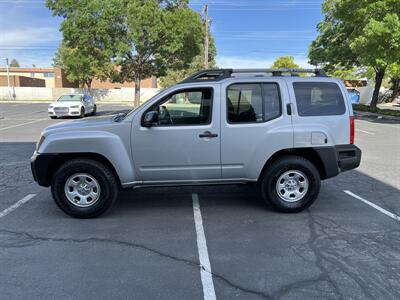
[0,103,400,299]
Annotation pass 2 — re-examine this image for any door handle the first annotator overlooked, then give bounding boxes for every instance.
[199,131,218,138]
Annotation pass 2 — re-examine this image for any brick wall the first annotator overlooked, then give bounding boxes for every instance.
[54,67,79,88]
[0,75,45,87]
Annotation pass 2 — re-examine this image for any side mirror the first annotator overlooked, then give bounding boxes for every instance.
[143,111,159,127]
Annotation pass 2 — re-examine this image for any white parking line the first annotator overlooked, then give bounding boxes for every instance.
[0,118,48,131]
[192,193,217,300]
[0,194,36,218]
[344,190,400,221]
[356,129,375,135]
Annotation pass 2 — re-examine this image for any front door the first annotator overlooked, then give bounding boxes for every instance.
[131,86,221,182]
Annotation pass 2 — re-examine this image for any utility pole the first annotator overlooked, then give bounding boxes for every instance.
[203,4,209,69]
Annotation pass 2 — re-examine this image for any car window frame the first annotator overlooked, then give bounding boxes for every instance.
[226,82,282,125]
[293,81,347,117]
[141,87,214,127]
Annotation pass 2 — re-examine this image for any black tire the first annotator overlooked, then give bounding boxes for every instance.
[51,159,119,218]
[260,155,320,213]
[91,105,97,116]
[79,107,85,118]
[50,116,57,119]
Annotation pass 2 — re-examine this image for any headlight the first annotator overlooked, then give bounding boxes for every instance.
[70,105,79,109]
[36,135,45,151]
[49,105,53,109]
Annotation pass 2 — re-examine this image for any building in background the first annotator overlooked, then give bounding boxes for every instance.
[0,67,157,89]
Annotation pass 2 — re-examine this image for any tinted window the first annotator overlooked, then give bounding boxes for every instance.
[227,83,281,123]
[293,82,346,116]
[148,88,212,126]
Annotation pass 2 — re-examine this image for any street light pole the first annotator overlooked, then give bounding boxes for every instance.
[2,57,11,100]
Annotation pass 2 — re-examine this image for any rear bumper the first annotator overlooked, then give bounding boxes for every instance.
[336,144,362,172]
[314,144,361,179]
[31,151,58,187]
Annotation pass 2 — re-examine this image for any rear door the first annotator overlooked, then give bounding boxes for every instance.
[287,78,350,147]
[220,79,293,180]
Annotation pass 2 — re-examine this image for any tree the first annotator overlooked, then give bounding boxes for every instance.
[328,67,358,80]
[159,36,217,88]
[113,0,206,106]
[271,56,300,69]
[309,0,400,108]
[388,64,400,101]
[9,59,20,67]
[52,48,63,68]
[46,0,124,89]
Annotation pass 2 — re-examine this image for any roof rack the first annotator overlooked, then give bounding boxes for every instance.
[180,68,327,83]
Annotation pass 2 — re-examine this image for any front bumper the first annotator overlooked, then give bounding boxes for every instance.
[31,151,59,187]
[48,107,81,117]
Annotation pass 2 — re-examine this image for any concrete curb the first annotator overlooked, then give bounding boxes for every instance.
[354,110,400,123]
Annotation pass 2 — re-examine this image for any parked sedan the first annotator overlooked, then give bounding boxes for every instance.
[48,94,97,119]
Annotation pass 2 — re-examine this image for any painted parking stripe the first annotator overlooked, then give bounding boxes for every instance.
[0,118,48,131]
[344,190,400,221]
[0,194,36,218]
[356,129,375,135]
[192,193,217,300]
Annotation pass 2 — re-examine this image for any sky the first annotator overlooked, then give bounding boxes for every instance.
[0,0,325,69]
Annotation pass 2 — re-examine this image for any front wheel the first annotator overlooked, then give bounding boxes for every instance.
[79,107,85,118]
[51,159,119,218]
[260,156,320,213]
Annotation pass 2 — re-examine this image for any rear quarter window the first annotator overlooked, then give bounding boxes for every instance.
[293,82,346,116]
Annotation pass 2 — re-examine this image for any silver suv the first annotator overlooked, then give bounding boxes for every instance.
[31,69,361,218]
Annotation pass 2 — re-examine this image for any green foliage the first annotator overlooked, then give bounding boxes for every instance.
[110,0,206,105]
[9,59,20,67]
[271,56,300,69]
[159,36,217,88]
[48,0,209,103]
[328,67,358,80]
[46,0,128,88]
[309,0,400,108]
[350,13,400,70]
[387,63,400,79]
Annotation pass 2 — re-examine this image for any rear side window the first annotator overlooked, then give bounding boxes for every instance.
[293,82,346,116]
[227,83,281,123]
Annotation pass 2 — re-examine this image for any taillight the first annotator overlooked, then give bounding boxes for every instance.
[350,116,354,144]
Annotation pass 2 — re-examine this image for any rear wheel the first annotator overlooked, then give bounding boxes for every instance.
[260,155,320,213]
[50,116,57,119]
[51,159,119,218]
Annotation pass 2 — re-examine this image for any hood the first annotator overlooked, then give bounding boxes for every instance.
[50,101,82,107]
[44,115,116,135]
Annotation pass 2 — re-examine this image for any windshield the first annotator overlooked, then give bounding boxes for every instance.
[121,88,166,120]
[58,95,83,102]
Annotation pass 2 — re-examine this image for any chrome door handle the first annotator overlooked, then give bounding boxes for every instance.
[199,131,218,138]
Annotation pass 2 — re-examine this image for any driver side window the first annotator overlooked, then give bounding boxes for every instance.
[148,88,213,126]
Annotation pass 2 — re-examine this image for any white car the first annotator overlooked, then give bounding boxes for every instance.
[48,94,97,119]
